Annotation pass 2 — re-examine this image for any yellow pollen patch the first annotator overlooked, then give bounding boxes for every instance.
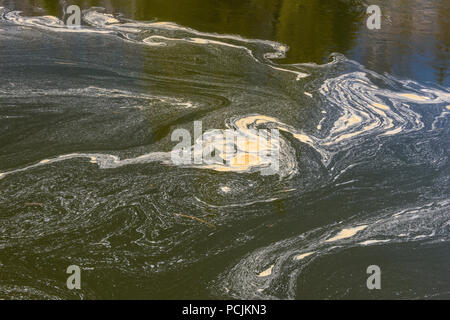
[295,251,315,261]
[325,225,368,243]
[236,139,261,153]
[231,154,261,167]
[258,265,274,277]
[399,93,429,101]
[372,103,390,110]
[347,115,362,125]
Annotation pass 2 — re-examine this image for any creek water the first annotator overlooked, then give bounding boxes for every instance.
[0,0,449,299]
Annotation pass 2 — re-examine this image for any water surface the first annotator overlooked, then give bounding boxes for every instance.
[0,1,449,299]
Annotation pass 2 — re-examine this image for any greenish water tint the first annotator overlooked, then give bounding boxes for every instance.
[0,1,449,299]
[2,0,449,84]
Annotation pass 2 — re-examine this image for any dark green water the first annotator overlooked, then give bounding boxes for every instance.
[0,0,449,299]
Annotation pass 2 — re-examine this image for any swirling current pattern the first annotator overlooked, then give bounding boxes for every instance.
[0,8,449,299]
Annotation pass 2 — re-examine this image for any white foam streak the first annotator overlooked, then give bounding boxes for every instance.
[1,9,308,81]
[217,200,449,299]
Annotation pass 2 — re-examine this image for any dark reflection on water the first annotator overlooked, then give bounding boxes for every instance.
[1,0,448,85]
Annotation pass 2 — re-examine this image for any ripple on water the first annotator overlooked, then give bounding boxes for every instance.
[0,7,449,299]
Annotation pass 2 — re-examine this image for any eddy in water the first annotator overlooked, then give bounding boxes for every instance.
[0,2,448,301]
